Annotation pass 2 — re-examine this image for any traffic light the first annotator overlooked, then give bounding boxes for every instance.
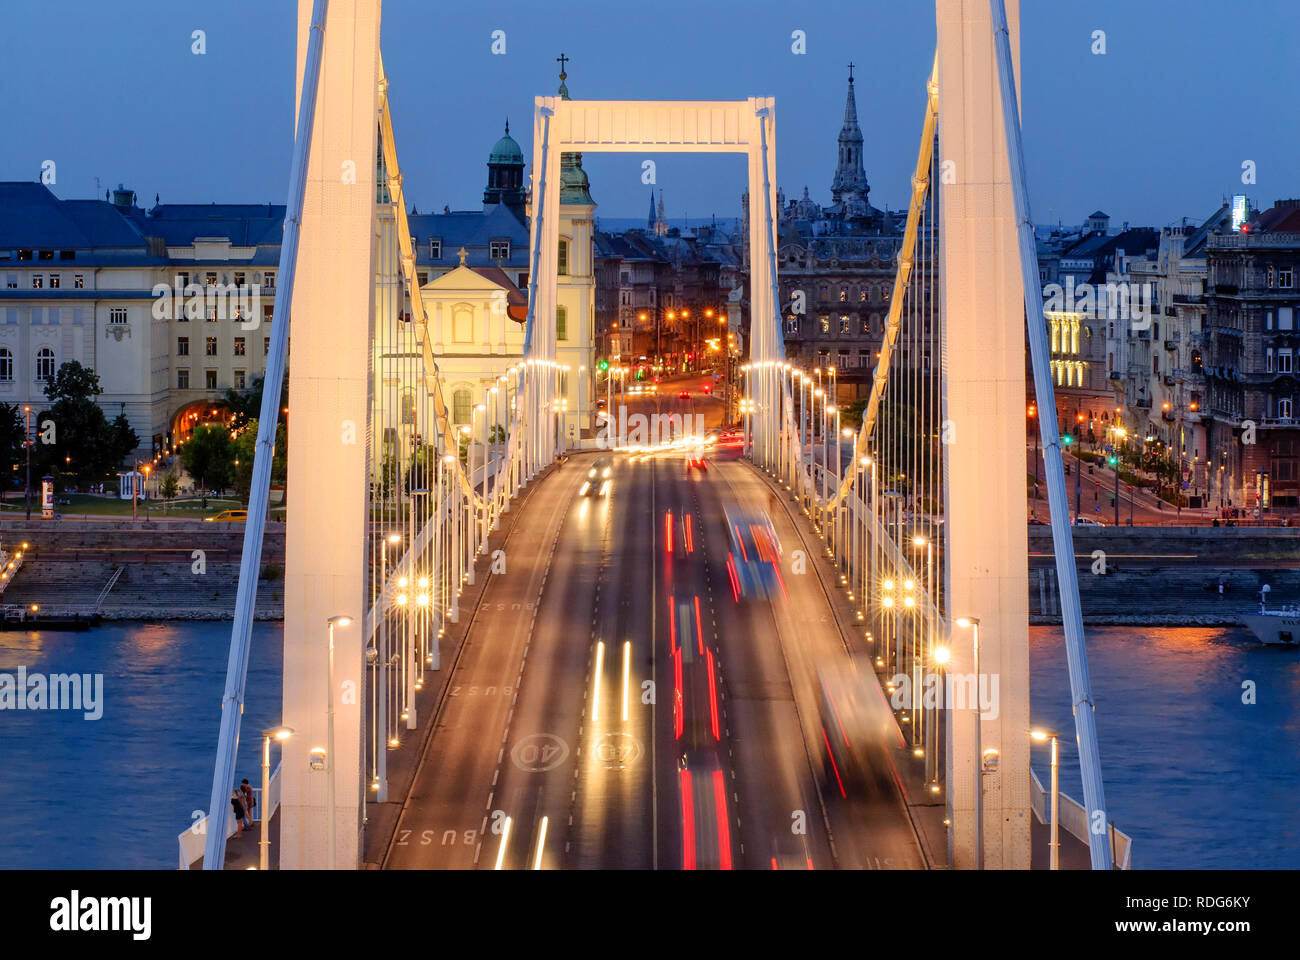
[598,359,609,371]
[1061,434,1073,446]
[1107,455,1118,466]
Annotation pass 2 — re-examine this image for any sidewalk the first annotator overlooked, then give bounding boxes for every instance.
[359,463,554,868]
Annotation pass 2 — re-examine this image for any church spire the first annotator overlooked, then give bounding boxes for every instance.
[831,63,869,215]
[648,190,657,229]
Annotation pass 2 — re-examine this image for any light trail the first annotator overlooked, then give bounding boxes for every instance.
[621,640,630,723]
[591,640,605,723]
[532,816,548,870]
[493,815,513,870]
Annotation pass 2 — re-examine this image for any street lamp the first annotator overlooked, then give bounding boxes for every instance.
[1031,728,1061,870]
[259,725,293,870]
[325,614,352,870]
[955,615,983,870]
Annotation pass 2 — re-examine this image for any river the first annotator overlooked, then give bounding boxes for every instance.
[0,622,1294,868]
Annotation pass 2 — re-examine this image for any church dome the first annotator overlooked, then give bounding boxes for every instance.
[489,125,524,165]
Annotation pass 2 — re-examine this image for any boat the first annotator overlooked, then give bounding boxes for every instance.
[1240,585,1300,646]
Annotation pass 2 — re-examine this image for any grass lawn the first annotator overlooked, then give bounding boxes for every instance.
[0,494,245,519]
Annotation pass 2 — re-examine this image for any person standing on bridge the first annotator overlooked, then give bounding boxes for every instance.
[230,789,246,838]
[240,778,256,829]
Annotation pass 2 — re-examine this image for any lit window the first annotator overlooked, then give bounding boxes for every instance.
[556,305,568,341]
[233,337,246,356]
[48,274,60,289]
[74,274,84,289]
[206,337,218,356]
[490,241,510,260]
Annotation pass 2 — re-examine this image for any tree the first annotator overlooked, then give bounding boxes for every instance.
[159,470,179,512]
[110,412,139,465]
[179,425,236,507]
[0,403,23,496]
[33,361,124,489]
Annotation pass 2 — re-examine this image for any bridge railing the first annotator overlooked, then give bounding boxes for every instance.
[1031,769,1133,869]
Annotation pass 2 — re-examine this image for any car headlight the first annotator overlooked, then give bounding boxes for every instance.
[588,469,596,478]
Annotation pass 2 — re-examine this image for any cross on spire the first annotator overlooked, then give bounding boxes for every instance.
[848,61,855,82]
[457,246,468,266]
[557,52,569,80]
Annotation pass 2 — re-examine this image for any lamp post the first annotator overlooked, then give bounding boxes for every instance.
[913,535,933,753]
[1031,728,1061,870]
[259,725,293,870]
[955,616,983,870]
[376,533,399,801]
[22,406,33,521]
[325,614,352,870]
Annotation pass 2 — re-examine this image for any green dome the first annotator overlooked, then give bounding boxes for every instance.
[489,124,524,165]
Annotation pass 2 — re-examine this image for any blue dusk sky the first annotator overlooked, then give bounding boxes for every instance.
[2,0,1296,229]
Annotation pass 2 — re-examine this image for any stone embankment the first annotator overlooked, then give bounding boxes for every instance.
[0,519,286,620]
[1028,526,1300,626]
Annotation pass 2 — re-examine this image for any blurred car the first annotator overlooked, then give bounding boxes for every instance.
[702,383,713,394]
[815,657,897,799]
[1071,516,1105,526]
[723,506,784,600]
[205,509,247,522]
[686,453,707,471]
[579,457,611,496]
[678,390,690,400]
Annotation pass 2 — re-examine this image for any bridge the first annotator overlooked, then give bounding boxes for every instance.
[192,0,1131,871]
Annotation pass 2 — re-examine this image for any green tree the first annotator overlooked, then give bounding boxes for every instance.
[110,412,139,465]
[0,403,23,496]
[180,425,236,507]
[159,470,179,512]
[33,361,124,488]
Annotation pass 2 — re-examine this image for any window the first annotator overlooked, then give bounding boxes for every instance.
[205,370,217,389]
[0,349,11,382]
[263,304,273,325]
[839,316,850,334]
[263,271,275,288]
[1281,269,1294,289]
[48,274,60,289]
[819,285,829,301]
[177,337,190,356]
[1267,266,1277,288]
[264,337,270,356]
[234,370,246,390]
[556,305,568,341]
[59,250,74,261]
[206,305,217,322]
[1280,307,1294,331]
[205,272,217,286]
[234,272,245,287]
[453,388,471,424]
[429,239,441,259]
[38,250,53,261]
[16,250,31,261]
[35,348,55,381]
[862,318,870,335]
[490,241,510,260]
[206,337,218,356]
[1267,349,1274,373]
[177,272,190,287]
[417,271,428,286]
[558,239,569,277]
[859,289,868,303]
[1281,398,1293,420]
[109,308,128,325]
[1279,349,1293,374]
[177,369,190,389]
[32,275,43,289]
[233,337,246,356]
[73,274,84,289]
[4,275,15,289]
[820,316,830,334]
[785,317,798,335]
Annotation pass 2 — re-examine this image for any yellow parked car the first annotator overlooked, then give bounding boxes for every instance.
[204,510,247,522]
